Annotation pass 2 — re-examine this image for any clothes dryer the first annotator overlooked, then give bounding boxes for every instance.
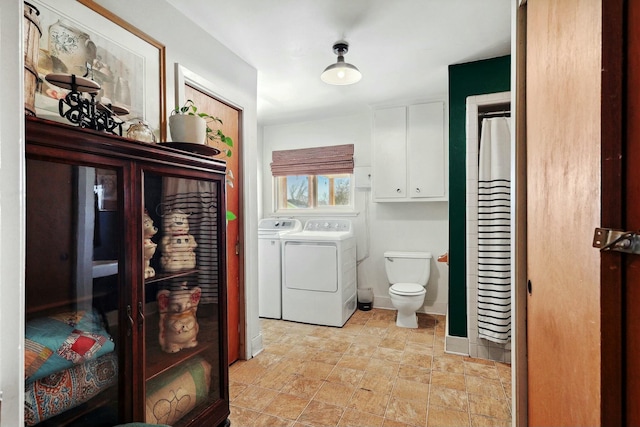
[258,218,302,318]
[281,219,357,327]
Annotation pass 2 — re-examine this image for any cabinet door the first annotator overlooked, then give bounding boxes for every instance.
[408,102,445,199]
[142,170,227,427]
[373,106,407,199]
[25,159,124,426]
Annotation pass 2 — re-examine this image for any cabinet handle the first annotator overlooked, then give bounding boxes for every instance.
[137,301,145,330]
[416,188,421,193]
[396,188,401,193]
[126,305,134,337]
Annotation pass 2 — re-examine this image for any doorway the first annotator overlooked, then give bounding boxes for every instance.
[465,92,511,363]
[174,65,245,365]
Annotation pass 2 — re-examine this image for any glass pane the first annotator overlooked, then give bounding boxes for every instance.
[25,160,121,426]
[317,174,351,206]
[317,175,330,206]
[285,175,310,208]
[143,173,222,426]
[334,176,351,206]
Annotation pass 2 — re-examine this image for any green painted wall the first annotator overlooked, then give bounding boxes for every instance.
[448,55,511,337]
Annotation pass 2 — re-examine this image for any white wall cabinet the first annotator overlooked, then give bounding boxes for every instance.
[372,102,446,202]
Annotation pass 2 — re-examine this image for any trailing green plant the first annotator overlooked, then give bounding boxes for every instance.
[225,169,237,222]
[173,100,238,222]
[172,99,234,157]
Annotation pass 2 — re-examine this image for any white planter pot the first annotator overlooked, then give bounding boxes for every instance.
[169,114,207,144]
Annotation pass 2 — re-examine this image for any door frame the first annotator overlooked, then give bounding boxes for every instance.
[599,0,624,424]
[174,63,247,361]
[513,2,527,426]
[624,2,640,422]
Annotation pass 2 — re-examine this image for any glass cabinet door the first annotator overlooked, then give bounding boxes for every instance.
[25,159,122,426]
[142,172,224,426]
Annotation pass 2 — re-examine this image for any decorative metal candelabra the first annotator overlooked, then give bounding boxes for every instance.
[45,70,128,136]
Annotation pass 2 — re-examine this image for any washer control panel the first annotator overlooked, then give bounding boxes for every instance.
[258,218,302,232]
[303,219,352,232]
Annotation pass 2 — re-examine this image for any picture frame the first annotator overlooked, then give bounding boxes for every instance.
[29,0,166,141]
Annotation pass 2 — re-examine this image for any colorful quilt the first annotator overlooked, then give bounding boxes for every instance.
[24,352,118,426]
[25,310,115,384]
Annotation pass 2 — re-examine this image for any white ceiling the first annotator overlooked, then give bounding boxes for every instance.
[166,0,511,126]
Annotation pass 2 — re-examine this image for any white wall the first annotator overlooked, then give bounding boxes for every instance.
[260,109,449,315]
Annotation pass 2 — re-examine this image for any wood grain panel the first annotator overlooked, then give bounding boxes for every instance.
[526,0,602,425]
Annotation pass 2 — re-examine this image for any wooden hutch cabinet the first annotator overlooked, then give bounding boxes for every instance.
[24,117,230,427]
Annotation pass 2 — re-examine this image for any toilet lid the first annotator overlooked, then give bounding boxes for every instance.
[390,283,426,295]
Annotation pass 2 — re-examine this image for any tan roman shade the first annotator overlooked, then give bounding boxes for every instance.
[270,144,354,176]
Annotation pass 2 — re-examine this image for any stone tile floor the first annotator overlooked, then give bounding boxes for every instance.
[229,308,511,427]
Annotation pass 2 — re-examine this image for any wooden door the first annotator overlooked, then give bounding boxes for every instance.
[184,85,243,364]
[525,0,633,425]
[526,0,603,424]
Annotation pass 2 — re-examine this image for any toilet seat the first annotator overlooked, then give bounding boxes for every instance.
[390,283,426,296]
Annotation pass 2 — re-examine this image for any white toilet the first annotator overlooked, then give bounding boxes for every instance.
[384,251,432,328]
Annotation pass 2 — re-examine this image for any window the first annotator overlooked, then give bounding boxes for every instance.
[271,144,354,212]
[276,174,353,210]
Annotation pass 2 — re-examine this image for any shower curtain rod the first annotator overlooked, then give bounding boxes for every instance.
[479,110,511,118]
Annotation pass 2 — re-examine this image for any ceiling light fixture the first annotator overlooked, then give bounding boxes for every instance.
[321,41,362,85]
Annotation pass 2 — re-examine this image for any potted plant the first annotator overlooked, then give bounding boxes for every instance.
[169,99,234,156]
[170,99,237,223]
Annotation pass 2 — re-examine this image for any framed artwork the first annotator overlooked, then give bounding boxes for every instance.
[29,0,166,140]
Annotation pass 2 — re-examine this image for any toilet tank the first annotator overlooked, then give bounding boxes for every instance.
[384,251,432,286]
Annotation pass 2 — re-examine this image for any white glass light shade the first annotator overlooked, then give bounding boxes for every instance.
[321,57,362,85]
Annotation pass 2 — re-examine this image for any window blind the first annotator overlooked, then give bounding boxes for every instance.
[270,144,354,176]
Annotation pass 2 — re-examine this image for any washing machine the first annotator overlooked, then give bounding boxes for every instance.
[281,219,357,327]
[258,218,302,319]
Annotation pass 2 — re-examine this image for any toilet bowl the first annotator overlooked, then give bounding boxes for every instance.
[384,251,432,328]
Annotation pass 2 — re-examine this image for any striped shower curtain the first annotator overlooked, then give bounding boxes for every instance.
[162,178,221,304]
[477,117,511,344]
